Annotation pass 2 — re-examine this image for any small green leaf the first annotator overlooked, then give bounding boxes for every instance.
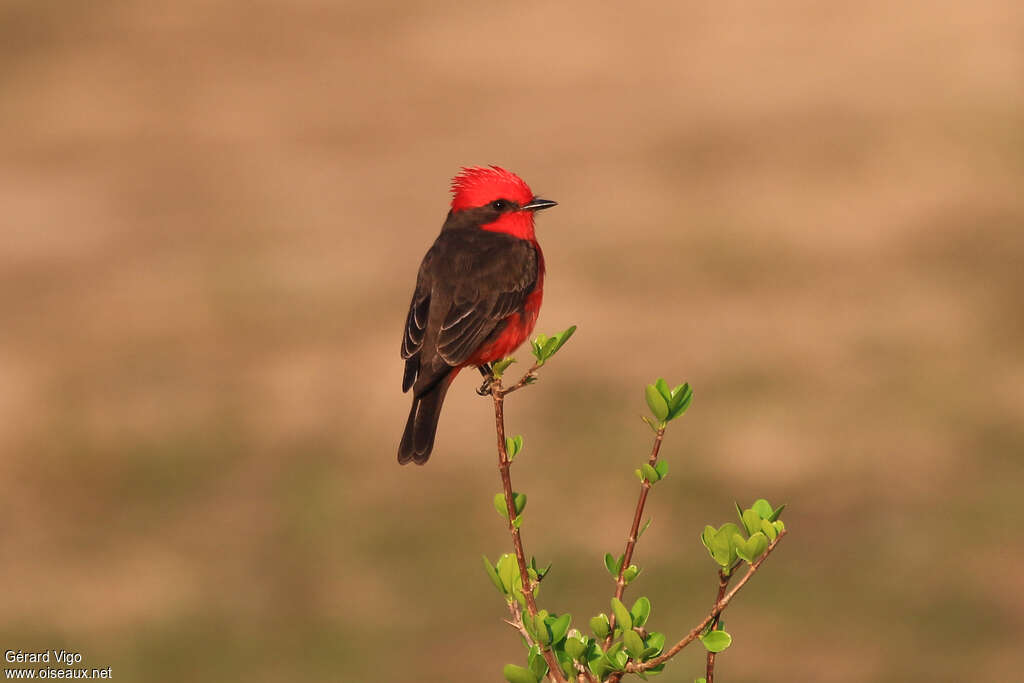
[622,564,641,584]
[741,508,762,536]
[623,629,645,659]
[769,503,787,522]
[733,531,769,563]
[646,631,665,654]
[494,493,509,518]
[589,613,611,639]
[514,493,527,515]
[639,518,653,538]
[751,499,774,519]
[540,336,559,361]
[634,468,644,481]
[564,636,587,661]
[505,435,524,458]
[630,597,651,627]
[701,523,741,567]
[654,378,672,403]
[512,514,523,529]
[528,646,548,680]
[604,552,618,576]
[482,556,506,595]
[549,613,572,644]
[700,630,732,653]
[531,557,552,581]
[653,460,668,479]
[492,357,516,378]
[641,463,660,483]
[773,519,786,533]
[644,384,669,421]
[502,663,539,683]
[548,325,577,356]
[760,518,778,542]
[535,613,552,645]
[497,554,519,595]
[666,383,693,420]
[611,597,633,632]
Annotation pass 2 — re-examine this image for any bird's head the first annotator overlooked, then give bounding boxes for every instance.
[449,166,557,241]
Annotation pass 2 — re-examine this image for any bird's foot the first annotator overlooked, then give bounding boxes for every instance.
[476,364,497,396]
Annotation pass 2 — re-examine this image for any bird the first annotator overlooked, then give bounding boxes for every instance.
[398,166,557,465]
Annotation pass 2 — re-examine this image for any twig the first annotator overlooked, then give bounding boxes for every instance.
[622,530,788,676]
[505,600,535,646]
[705,568,733,683]
[498,361,542,396]
[603,426,666,649]
[491,377,567,683]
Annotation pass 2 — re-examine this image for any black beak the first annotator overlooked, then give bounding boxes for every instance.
[521,197,558,212]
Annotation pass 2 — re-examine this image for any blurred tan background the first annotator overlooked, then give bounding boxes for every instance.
[2,0,1023,680]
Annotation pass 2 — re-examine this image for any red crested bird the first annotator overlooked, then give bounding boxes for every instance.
[399,166,557,465]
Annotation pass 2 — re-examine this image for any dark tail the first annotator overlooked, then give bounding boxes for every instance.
[398,373,455,465]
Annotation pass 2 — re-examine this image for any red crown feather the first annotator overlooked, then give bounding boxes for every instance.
[450,166,534,211]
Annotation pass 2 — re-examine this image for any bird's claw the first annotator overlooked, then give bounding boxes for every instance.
[476,375,497,396]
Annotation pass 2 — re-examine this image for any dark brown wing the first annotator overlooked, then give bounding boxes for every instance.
[401,229,538,395]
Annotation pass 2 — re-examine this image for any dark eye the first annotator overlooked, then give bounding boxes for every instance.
[491,199,509,211]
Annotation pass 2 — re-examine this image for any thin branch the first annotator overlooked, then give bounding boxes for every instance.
[498,361,542,396]
[603,426,666,649]
[705,569,733,683]
[626,530,787,675]
[491,377,567,683]
[504,600,535,645]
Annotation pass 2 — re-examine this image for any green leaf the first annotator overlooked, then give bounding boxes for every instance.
[654,378,671,403]
[644,384,669,421]
[549,325,577,356]
[589,613,611,639]
[741,508,762,536]
[530,557,552,581]
[502,663,539,683]
[512,514,523,529]
[733,531,769,563]
[639,518,653,538]
[700,630,732,653]
[611,597,633,632]
[666,383,693,420]
[769,503,787,522]
[654,460,668,479]
[774,519,786,533]
[505,435,524,458]
[549,613,572,644]
[751,498,774,519]
[641,463,660,483]
[482,556,506,595]
[564,636,587,661]
[492,357,516,378]
[623,629,645,659]
[531,334,547,362]
[535,613,552,645]
[528,646,548,680]
[646,631,665,654]
[630,597,651,627]
[604,553,623,577]
[497,554,519,595]
[623,564,641,584]
[701,523,740,567]
[514,493,527,515]
[494,493,509,518]
[760,518,778,542]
